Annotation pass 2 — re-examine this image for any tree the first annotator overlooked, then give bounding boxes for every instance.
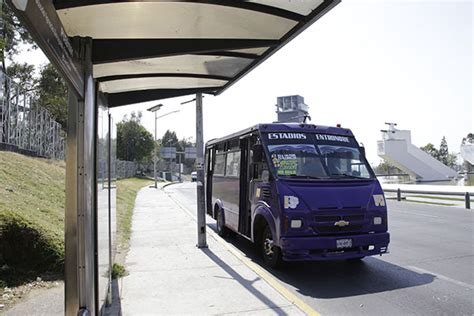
[37,63,68,129]
[161,130,179,149]
[462,133,473,172]
[1,1,36,71]
[421,139,458,168]
[420,143,439,160]
[439,136,449,165]
[446,153,457,168]
[372,160,402,175]
[462,133,474,145]
[117,112,154,163]
[6,62,36,92]
[158,131,196,173]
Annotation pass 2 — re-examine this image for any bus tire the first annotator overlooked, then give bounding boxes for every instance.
[261,225,282,268]
[216,210,229,237]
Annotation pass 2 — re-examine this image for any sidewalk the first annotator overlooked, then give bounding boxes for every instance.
[121,186,305,315]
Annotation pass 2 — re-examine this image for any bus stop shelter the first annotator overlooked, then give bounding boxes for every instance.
[6,0,339,314]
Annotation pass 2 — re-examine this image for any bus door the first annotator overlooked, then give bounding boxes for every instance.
[238,136,252,237]
[205,146,214,216]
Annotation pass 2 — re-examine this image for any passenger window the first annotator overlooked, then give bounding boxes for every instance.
[215,154,226,176]
[225,151,240,177]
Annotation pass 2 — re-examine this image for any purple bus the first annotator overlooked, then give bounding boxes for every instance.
[205,123,389,268]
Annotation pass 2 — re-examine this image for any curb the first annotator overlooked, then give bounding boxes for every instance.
[163,185,321,316]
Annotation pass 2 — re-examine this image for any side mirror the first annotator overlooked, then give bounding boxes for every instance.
[359,146,366,158]
[252,144,264,163]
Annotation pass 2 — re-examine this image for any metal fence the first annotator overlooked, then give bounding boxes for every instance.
[0,71,65,159]
[116,160,138,179]
[384,188,472,209]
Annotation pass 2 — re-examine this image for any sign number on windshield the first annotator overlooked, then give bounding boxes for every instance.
[336,239,352,249]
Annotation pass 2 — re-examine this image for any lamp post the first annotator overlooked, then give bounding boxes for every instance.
[147,104,163,188]
[147,106,181,187]
[166,139,174,178]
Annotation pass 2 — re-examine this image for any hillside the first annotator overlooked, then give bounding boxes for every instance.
[0,151,66,286]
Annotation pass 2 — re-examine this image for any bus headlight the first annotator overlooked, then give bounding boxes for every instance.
[373,217,382,225]
[290,219,302,228]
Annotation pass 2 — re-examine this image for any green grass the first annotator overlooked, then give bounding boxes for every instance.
[405,199,456,207]
[111,263,127,279]
[116,177,151,250]
[409,195,467,202]
[0,151,65,286]
[0,150,149,285]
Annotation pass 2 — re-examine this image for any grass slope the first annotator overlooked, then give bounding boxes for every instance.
[0,150,150,287]
[0,151,65,286]
[116,178,151,250]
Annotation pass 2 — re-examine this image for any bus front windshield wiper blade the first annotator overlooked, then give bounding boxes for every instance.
[330,173,368,179]
[283,174,323,180]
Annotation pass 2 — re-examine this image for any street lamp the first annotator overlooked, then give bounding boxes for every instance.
[147,106,181,187]
[147,104,163,188]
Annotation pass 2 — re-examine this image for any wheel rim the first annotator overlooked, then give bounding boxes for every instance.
[263,230,274,257]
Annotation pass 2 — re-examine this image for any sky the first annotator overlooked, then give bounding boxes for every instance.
[13,0,473,165]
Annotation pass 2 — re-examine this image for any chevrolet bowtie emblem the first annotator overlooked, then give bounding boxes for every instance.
[334,220,350,227]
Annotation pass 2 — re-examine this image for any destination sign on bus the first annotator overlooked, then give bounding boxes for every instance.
[315,134,350,143]
[268,133,307,140]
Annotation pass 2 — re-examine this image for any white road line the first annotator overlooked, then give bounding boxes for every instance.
[408,266,474,290]
[392,210,439,218]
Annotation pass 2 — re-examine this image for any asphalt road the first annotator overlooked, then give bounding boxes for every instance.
[165,182,474,316]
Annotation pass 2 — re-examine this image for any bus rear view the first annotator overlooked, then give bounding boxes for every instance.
[205,123,389,267]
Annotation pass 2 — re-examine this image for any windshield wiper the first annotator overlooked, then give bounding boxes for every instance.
[330,173,368,179]
[283,174,323,180]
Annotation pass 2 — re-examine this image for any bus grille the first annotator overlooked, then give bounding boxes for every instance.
[313,214,366,234]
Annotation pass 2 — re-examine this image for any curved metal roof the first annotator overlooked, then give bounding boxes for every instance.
[13,0,340,107]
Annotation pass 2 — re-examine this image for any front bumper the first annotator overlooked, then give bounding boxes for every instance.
[280,232,390,261]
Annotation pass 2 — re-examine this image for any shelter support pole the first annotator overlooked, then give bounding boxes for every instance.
[65,37,96,316]
[196,93,207,248]
[154,111,158,188]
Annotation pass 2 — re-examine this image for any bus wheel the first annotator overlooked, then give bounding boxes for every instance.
[261,225,282,268]
[216,210,228,237]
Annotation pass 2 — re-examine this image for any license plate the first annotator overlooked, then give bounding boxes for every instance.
[336,239,352,249]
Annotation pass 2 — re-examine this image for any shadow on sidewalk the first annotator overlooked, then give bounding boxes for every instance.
[103,279,122,315]
[200,248,289,316]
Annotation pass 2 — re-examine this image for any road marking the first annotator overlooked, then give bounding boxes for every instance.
[408,266,474,290]
[165,188,321,316]
[392,210,439,218]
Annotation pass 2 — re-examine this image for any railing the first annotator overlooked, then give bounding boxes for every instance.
[384,188,472,209]
[0,71,65,159]
[116,160,138,179]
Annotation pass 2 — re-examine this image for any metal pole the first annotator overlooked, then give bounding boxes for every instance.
[397,188,401,202]
[466,192,471,209]
[168,142,172,179]
[154,111,157,188]
[65,37,96,316]
[178,153,181,182]
[196,93,207,248]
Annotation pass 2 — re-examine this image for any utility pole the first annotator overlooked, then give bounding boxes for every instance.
[196,93,207,248]
[147,104,163,188]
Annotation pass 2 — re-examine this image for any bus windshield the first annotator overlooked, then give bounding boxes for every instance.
[268,144,327,178]
[265,133,373,180]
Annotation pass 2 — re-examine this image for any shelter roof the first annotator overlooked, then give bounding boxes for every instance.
[14,0,340,107]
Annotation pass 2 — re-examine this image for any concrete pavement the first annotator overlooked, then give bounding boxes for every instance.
[166,182,474,316]
[121,186,307,315]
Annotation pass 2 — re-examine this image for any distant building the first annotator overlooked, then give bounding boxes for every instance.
[275,95,309,123]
